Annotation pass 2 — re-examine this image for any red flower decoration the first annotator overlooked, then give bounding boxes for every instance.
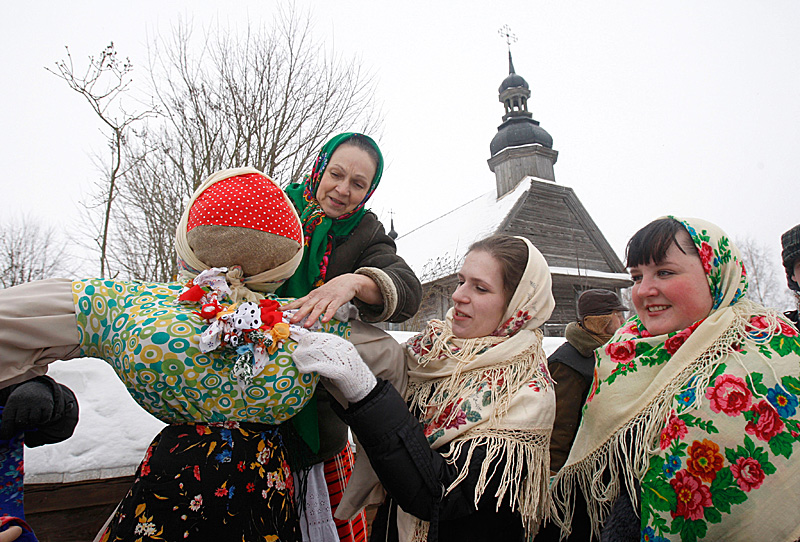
[260,299,280,312]
[731,456,766,492]
[179,284,206,302]
[660,411,688,450]
[193,465,201,481]
[260,299,284,328]
[686,439,724,483]
[283,459,294,498]
[586,367,600,403]
[606,341,636,363]
[246,482,256,493]
[199,300,221,320]
[778,319,798,337]
[745,400,785,442]
[665,329,692,354]
[214,487,228,497]
[706,374,753,416]
[670,470,712,521]
[237,461,246,472]
[751,315,773,329]
[698,241,714,273]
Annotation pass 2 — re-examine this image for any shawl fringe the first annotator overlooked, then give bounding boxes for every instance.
[409,428,552,542]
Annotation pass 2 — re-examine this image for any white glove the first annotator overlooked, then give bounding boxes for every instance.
[293,332,377,403]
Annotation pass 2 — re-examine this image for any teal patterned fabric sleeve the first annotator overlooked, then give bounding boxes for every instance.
[72,278,350,424]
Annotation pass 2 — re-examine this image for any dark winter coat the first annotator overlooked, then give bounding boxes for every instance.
[327,211,422,324]
[547,323,603,472]
[334,379,525,542]
[0,375,79,447]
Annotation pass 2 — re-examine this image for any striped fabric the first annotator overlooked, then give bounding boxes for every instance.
[323,445,368,542]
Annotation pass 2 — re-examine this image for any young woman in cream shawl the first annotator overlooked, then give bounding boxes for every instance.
[293,234,557,541]
[551,217,800,542]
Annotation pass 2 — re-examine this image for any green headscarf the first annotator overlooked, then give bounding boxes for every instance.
[278,132,384,298]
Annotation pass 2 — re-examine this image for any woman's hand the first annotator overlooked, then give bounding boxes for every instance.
[281,273,382,327]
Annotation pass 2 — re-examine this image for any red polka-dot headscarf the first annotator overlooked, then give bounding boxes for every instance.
[175,168,303,298]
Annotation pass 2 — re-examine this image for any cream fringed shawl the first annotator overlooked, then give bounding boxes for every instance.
[551,217,800,542]
[398,237,557,541]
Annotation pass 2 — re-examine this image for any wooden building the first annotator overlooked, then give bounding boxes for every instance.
[392,53,631,335]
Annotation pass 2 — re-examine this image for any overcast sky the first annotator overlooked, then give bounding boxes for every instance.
[3,1,798,281]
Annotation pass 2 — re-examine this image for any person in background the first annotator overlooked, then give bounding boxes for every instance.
[294,235,556,541]
[278,132,422,542]
[781,223,800,327]
[547,289,627,474]
[0,376,79,542]
[551,216,800,542]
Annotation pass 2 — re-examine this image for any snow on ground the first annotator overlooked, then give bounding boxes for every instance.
[24,334,566,483]
[24,358,166,483]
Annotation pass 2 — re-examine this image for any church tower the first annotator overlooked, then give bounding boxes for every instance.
[487,52,559,197]
[391,45,631,334]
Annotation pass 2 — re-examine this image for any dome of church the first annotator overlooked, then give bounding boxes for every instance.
[499,72,529,93]
[490,117,553,156]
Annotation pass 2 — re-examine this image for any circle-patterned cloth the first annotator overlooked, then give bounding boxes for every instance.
[72,278,350,424]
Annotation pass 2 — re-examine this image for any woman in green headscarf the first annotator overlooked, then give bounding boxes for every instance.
[279,132,421,326]
[278,133,421,542]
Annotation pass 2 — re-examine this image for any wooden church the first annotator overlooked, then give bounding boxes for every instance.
[393,53,631,335]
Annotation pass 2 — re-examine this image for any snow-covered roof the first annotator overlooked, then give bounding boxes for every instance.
[395,178,532,281]
[394,177,631,285]
[549,266,631,283]
[25,333,566,482]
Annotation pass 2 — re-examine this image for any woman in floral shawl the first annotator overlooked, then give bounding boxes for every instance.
[292,234,557,541]
[550,217,800,542]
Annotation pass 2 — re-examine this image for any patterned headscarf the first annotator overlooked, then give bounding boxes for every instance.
[399,237,556,541]
[551,217,800,542]
[278,133,384,297]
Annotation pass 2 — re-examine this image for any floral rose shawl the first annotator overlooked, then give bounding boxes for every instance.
[551,217,800,542]
[399,237,557,541]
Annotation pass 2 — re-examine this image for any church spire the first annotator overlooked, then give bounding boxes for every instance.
[388,213,398,240]
[488,30,559,197]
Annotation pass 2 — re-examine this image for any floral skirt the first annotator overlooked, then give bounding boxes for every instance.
[100,422,301,541]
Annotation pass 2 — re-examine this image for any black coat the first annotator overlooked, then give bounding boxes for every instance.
[334,379,525,542]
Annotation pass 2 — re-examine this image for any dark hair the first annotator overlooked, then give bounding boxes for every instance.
[625,217,699,268]
[338,134,381,174]
[468,235,527,302]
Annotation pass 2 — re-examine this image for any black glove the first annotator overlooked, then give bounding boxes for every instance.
[0,378,55,440]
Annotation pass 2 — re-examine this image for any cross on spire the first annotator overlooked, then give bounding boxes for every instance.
[498,25,517,51]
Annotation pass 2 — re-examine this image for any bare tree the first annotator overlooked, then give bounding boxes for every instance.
[109,6,382,281]
[48,43,157,278]
[736,236,795,310]
[0,216,69,288]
